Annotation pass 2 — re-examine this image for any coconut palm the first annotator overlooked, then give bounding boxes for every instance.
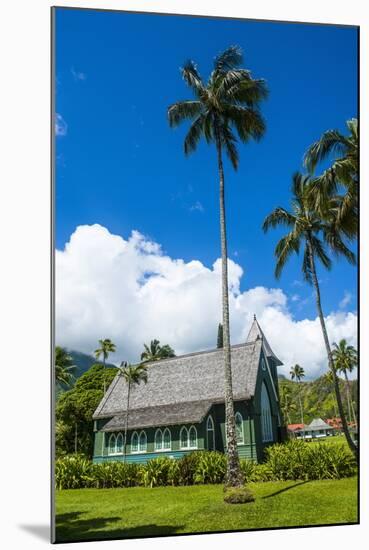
[304,118,358,233]
[263,172,357,457]
[55,346,76,387]
[289,365,305,434]
[332,339,358,426]
[323,369,339,418]
[279,384,297,425]
[94,338,116,394]
[168,45,267,487]
[140,339,175,362]
[118,362,148,461]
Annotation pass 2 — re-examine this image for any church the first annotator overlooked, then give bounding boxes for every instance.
[92,317,283,464]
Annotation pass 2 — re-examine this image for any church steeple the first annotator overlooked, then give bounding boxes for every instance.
[246,315,282,366]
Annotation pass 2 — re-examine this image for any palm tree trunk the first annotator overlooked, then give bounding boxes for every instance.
[306,235,357,458]
[298,381,305,437]
[215,127,243,487]
[123,381,131,462]
[343,371,352,424]
[103,355,106,394]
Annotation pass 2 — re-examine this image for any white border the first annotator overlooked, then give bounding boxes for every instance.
[1,1,367,549]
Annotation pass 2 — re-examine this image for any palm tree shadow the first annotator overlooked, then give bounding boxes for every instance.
[55,511,184,542]
[262,480,309,499]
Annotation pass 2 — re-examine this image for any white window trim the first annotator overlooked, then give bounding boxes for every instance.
[206,415,215,450]
[235,412,244,445]
[108,432,126,455]
[108,433,117,455]
[138,430,147,453]
[188,425,198,449]
[261,382,273,443]
[154,428,163,451]
[162,427,172,451]
[179,426,189,450]
[131,431,140,454]
[116,433,124,454]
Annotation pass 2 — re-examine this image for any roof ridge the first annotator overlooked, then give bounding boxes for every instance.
[140,341,255,367]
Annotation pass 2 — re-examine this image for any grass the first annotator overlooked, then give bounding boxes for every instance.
[55,476,358,542]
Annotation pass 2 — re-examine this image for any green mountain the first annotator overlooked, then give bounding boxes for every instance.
[279,375,358,425]
[68,350,116,379]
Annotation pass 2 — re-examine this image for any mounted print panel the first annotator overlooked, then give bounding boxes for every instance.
[52,6,359,544]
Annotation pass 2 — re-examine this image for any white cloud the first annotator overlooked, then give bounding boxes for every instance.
[339,290,352,309]
[55,113,67,136]
[71,67,87,81]
[189,201,204,213]
[56,225,357,379]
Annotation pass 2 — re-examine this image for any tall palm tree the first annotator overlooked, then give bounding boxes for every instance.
[323,369,339,418]
[304,118,358,233]
[118,362,148,461]
[94,338,116,394]
[279,384,297,425]
[290,365,305,434]
[168,45,267,487]
[55,346,76,387]
[140,339,175,362]
[332,339,358,426]
[263,172,357,457]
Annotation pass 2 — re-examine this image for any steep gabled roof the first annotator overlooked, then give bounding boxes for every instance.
[93,339,263,424]
[246,316,282,366]
[308,418,332,430]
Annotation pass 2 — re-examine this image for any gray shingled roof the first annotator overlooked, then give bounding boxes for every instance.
[100,401,213,431]
[308,418,332,430]
[246,317,282,366]
[93,339,263,426]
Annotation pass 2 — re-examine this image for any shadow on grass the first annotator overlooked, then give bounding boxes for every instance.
[262,481,310,499]
[56,511,184,542]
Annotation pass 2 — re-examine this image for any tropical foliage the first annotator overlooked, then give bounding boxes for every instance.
[56,364,117,457]
[290,364,305,427]
[304,118,358,231]
[168,44,268,488]
[332,340,358,425]
[94,338,116,393]
[263,172,357,457]
[140,339,175,362]
[55,442,357,490]
[55,346,76,389]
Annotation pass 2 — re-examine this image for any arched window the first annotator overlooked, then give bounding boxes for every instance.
[131,431,139,453]
[154,429,163,451]
[163,428,171,450]
[108,434,116,455]
[116,433,124,453]
[261,382,273,442]
[180,426,189,449]
[189,426,197,449]
[235,412,244,444]
[206,415,215,451]
[139,431,147,452]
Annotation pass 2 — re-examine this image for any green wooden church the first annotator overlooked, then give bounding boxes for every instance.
[92,317,283,464]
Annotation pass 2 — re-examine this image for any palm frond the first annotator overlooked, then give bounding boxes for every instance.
[184,115,206,155]
[262,208,296,232]
[213,45,243,73]
[167,100,202,128]
[310,235,332,270]
[225,104,266,142]
[181,61,206,98]
[274,232,300,279]
[304,129,348,173]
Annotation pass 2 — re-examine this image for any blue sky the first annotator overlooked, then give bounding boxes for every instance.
[55,8,358,323]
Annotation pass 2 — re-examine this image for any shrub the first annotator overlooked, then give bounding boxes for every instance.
[264,440,357,481]
[177,452,202,485]
[55,454,93,490]
[91,461,140,488]
[223,486,255,504]
[141,457,174,488]
[194,451,227,484]
[240,459,258,482]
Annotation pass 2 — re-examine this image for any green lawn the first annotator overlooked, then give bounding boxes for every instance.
[55,476,358,542]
